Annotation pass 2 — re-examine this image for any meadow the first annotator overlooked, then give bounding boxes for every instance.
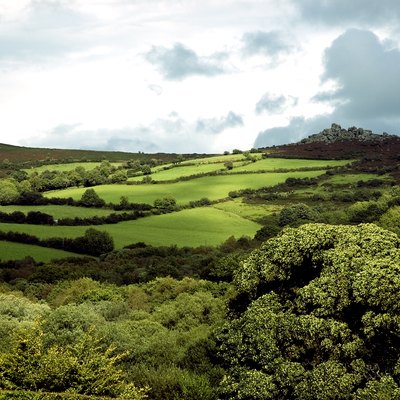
[232,158,352,172]
[0,241,81,262]
[212,199,284,222]
[0,205,123,219]
[128,162,225,182]
[45,170,328,205]
[0,207,260,248]
[23,161,123,174]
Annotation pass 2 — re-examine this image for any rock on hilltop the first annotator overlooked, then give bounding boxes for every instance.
[300,123,395,144]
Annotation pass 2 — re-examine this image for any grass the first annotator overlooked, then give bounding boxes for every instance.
[322,173,388,185]
[23,162,123,174]
[129,163,226,182]
[0,205,123,219]
[231,158,352,172]
[0,208,261,248]
[45,170,327,205]
[213,199,284,222]
[0,241,82,262]
[180,153,262,164]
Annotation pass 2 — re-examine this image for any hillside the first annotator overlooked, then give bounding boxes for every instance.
[263,123,400,182]
[0,142,209,164]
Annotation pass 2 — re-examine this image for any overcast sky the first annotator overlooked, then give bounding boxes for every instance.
[0,0,399,153]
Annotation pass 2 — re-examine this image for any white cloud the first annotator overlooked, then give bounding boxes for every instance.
[0,0,398,153]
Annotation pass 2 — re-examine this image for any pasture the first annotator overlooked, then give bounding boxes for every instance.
[0,241,82,262]
[129,162,225,182]
[322,173,390,185]
[231,158,352,172]
[0,205,123,219]
[213,199,284,222]
[0,207,261,248]
[45,170,328,205]
[23,162,123,174]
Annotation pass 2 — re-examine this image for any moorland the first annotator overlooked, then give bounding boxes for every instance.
[1,125,400,399]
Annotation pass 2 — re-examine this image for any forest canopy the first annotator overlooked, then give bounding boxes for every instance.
[218,223,400,399]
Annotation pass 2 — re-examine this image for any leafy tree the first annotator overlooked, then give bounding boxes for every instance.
[347,200,387,223]
[109,169,128,183]
[79,188,106,207]
[224,161,233,170]
[218,223,400,399]
[0,322,147,398]
[278,203,318,226]
[154,196,177,212]
[141,165,152,175]
[74,228,114,256]
[0,179,19,205]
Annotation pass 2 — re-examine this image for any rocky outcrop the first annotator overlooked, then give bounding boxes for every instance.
[300,123,395,144]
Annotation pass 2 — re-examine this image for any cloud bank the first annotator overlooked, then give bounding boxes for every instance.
[255,29,400,147]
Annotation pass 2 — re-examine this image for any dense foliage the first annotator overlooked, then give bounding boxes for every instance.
[218,223,400,399]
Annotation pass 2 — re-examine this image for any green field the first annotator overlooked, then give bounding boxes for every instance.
[322,173,389,185]
[0,205,123,219]
[129,163,226,182]
[213,199,284,222]
[180,153,260,164]
[232,158,352,172]
[0,207,261,248]
[0,241,82,262]
[131,157,351,182]
[24,162,123,174]
[46,170,327,205]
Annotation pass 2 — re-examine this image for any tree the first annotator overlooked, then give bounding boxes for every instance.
[141,165,152,175]
[74,228,114,256]
[0,179,19,205]
[224,161,233,170]
[218,223,400,399]
[0,322,147,398]
[79,188,106,207]
[154,196,177,212]
[278,203,319,226]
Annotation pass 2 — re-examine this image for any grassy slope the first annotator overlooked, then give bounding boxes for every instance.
[0,241,82,262]
[129,163,226,182]
[23,162,123,174]
[232,158,352,172]
[0,208,261,248]
[45,170,327,205]
[0,205,123,219]
[213,199,284,222]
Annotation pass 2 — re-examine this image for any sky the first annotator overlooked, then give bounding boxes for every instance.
[0,0,399,153]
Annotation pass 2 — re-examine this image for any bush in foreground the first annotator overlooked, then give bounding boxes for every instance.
[218,223,400,399]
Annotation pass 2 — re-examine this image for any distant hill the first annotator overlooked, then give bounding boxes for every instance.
[0,143,206,165]
[262,123,400,182]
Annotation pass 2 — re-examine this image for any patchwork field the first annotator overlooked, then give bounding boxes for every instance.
[232,158,352,172]
[45,170,328,205]
[23,161,123,174]
[0,241,82,262]
[212,199,284,222]
[129,162,225,182]
[0,207,261,248]
[0,205,123,219]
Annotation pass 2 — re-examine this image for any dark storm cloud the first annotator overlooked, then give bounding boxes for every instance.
[297,0,400,26]
[255,94,298,114]
[196,112,244,134]
[254,29,400,147]
[242,31,294,57]
[0,0,94,62]
[321,29,400,119]
[145,43,225,80]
